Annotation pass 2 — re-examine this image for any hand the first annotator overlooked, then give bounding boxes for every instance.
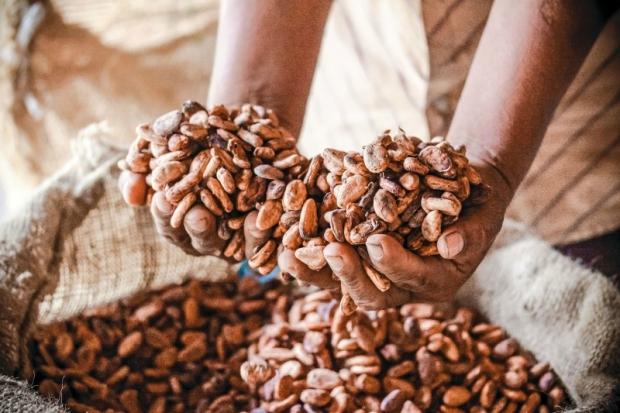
[119,170,271,258]
[279,162,511,310]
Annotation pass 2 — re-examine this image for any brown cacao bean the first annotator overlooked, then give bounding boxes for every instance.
[300,198,319,240]
[254,164,285,180]
[421,210,443,242]
[153,110,182,136]
[283,179,308,211]
[363,143,389,173]
[373,189,398,223]
[256,200,284,231]
[294,245,327,271]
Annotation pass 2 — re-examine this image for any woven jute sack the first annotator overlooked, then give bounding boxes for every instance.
[0,124,234,409]
[0,125,618,412]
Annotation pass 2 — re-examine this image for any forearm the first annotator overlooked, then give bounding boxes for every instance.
[208,0,332,137]
[447,0,604,204]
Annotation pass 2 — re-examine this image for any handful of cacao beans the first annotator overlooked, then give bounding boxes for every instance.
[120,103,488,306]
[119,101,310,275]
[285,131,489,313]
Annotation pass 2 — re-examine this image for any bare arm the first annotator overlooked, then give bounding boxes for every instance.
[313,0,609,308]
[449,0,604,203]
[120,1,332,257]
[208,0,332,138]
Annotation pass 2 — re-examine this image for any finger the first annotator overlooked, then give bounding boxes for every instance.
[119,170,148,206]
[365,234,462,302]
[366,234,429,292]
[324,243,378,301]
[278,249,339,290]
[244,211,273,259]
[183,205,223,255]
[150,192,196,254]
[324,243,414,310]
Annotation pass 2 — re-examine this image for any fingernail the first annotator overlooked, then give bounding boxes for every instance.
[440,231,464,258]
[366,242,383,260]
[324,254,344,272]
[155,193,174,215]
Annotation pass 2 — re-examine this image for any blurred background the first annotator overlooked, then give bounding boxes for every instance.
[0,0,220,216]
[0,0,433,219]
[1,0,618,257]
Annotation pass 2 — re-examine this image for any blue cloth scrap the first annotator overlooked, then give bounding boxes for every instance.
[238,260,279,282]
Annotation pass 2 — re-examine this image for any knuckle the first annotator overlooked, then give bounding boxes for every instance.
[150,199,162,218]
[336,266,355,280]
[291,263,313,280]
[156,224,173,237]
[401,273,427,291]
[358,301,381,311]
[451,260,473,285]
[473,219,499,249]
[469,224,488,246]
[283,260,301,277]
[294,271,311,282]
[386,269,410,284]
[341,272,366,293]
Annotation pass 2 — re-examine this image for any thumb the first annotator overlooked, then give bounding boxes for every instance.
[244,211,273,259]
[323,243,385,310]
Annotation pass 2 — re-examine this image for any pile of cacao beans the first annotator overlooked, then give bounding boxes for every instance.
[241,288,566,413]
[29,277,282,413]
[284,131,488,312]
[31,278,567,413]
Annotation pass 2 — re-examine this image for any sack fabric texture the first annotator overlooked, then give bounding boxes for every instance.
[0,126,619,413]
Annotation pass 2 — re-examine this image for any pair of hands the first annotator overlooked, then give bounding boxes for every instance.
[120,161,510,310]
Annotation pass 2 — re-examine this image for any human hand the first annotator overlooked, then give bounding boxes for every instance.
[278,162,511,310]
[119,170,271,258]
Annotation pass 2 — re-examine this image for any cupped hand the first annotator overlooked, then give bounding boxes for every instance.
[119,170,271,258]
[339,163,510,309]
[279,163,511,310]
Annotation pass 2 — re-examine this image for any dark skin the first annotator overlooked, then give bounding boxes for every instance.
[120,0,605,309]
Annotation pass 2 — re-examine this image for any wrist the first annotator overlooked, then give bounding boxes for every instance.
[446,137,517,210]
[467,157,514,211]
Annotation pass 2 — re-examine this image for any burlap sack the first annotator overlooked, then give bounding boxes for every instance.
[457,225,620,412]
[0,0,220,213]
[0,126,619,412]
[0,123,233,377]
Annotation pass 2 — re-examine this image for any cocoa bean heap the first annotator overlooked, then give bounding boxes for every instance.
[30,277,284,413]
[242,290,567,413]
[120,104,488,290]
[31,279,567,413]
